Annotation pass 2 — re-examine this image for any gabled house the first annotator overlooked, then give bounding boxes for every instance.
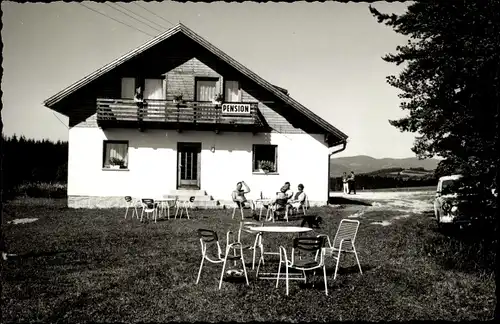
[44,23,348,208]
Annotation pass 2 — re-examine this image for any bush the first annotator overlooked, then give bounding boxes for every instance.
[15,182,67,198]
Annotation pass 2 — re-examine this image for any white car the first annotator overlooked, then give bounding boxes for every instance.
[433,174,470,228]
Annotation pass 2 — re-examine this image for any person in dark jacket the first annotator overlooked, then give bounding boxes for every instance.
[134,87,145,125]
[348,171,356,194]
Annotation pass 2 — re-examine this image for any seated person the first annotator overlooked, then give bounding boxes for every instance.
[232,181,255,210]
[269,186,290,220]
[286,183,306,215]
[274,190,288,207]
[271,182,293,204]
[282,182,294,199]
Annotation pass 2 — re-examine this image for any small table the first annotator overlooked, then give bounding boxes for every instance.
[254,198,273,220]
[249,226,313,280]
[250,226,313,234]
[154,198,177,219]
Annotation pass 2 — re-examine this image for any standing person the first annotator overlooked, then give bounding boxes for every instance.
[342,172,349,194]
[134,87,144,124]
[348,171,357,195]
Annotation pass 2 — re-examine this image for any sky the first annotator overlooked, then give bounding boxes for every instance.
[1,1,417,159]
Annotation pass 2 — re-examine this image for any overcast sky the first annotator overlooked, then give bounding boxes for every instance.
[1,1,417,158]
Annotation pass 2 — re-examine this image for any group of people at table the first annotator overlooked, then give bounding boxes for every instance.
[231,181,307,221]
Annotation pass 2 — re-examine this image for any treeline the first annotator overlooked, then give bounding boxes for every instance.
[330,173,438,191]
[1,134,68,199]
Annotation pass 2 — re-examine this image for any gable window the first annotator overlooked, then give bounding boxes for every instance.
[253,144,278,173]
[225,80,241,102]
[195,77,219,102]
[103,140,129,169]
[144,78,166,100]
[121,77,136,99]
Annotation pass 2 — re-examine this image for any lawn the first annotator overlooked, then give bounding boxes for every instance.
[1,198,496,322]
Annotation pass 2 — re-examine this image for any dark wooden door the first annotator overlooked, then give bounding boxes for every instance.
[177,142,201,189]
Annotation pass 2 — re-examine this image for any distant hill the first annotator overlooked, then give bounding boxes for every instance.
[330,155,440,177]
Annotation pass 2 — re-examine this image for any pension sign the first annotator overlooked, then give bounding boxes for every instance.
[221,103,251,115]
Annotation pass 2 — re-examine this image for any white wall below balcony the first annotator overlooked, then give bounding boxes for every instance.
[68,127,330,205]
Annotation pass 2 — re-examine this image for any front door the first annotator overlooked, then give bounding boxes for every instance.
[177,142,201,189]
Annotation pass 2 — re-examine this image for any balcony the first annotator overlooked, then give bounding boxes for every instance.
[96,98,268,132]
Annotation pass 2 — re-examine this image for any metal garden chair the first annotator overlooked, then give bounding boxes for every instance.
[195,229,249,289]
[175,196,195,219]
[287,193,309,219]
[317,219,363,280]
[140,198,158,223]
[276,236,328,295]
[231,200,245,220]
[124,196,139,219]
[237,221,264,270]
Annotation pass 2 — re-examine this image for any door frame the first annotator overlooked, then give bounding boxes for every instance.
[176,142,202,189]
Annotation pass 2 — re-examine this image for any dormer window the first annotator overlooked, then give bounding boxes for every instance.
[225,80,241,102]
[121,78,136,99]
[144,78,166,100]
[195,77,219,102]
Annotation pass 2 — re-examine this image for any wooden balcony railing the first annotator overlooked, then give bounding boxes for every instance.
[96,98,265,130]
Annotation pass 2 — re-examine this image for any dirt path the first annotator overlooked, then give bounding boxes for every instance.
[329,190,435,226]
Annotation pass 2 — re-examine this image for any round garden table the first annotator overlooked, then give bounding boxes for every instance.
[249,226,313,279]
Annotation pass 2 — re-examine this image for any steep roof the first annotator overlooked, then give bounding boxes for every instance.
[44,23,348,144]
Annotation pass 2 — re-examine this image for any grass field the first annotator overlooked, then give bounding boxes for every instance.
[1,198,496,322]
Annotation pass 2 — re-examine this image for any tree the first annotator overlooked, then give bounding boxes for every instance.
[370,1,499,319]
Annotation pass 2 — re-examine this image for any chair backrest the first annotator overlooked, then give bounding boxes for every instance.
[293,236,325,252]
[125,196,132,203]
[332,219,360,250]
[141,198,155,209]
[197,229,218,243]
[197,229,222,260]
[292,236,326,263]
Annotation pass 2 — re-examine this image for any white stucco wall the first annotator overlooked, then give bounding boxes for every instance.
[68,127,329,205]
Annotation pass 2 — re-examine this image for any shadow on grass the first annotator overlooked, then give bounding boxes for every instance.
[332,264,374,276]
[424,222,497,274]
[328,197,372,206]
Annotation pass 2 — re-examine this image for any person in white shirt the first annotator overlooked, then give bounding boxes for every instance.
[342,172,349,194]
[286,184,306,215]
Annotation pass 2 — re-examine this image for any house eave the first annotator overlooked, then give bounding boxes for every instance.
[43,22,348,141]
[43,24,183,108]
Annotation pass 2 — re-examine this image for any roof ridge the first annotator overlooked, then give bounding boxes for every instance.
[43,22,347,142]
